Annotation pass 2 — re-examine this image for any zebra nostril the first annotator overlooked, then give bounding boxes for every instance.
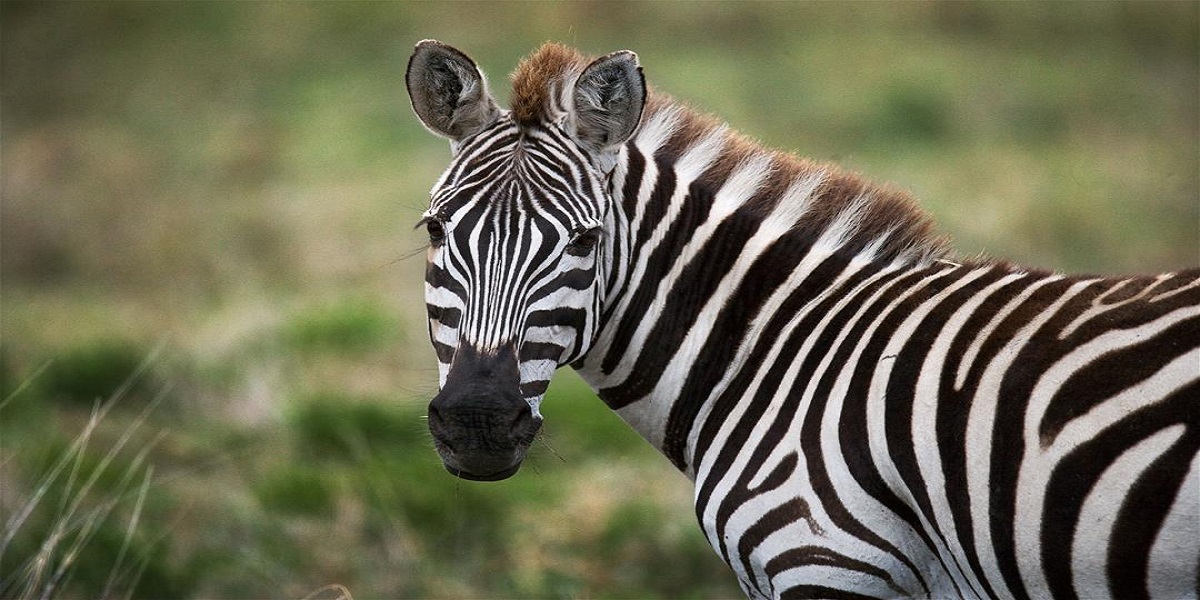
[510,408,541,440]
[428,404,443,426]
[510,409,531,428]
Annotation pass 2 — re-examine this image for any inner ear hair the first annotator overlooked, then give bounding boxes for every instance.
[571,50,646,155]
[406,40,499,142]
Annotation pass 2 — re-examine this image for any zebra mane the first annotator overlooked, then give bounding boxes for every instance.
[509,43,952,266]
[636,93,953,267]
[510,42,589,126]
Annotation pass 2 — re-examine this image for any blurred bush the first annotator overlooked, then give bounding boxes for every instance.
[283,300,398,357]
[253,465,337,519]
[288,392,425,461]
[871,82,955,144]
[39,340,155,406]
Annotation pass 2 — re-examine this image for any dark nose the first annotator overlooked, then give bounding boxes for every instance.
[427,344,542,481]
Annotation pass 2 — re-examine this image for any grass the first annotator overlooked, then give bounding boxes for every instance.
[0,365,184,598]
[1,2,1195,598]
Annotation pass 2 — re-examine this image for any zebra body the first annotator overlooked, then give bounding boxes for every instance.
[406,41,1200,599]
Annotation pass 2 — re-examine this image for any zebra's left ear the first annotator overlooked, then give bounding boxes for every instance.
[568,50,646,162]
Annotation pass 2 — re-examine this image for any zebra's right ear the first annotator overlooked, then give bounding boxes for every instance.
[568,50,646,162]
[406,40,500,144]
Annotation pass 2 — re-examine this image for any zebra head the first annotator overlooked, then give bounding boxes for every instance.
[405,41,645,480]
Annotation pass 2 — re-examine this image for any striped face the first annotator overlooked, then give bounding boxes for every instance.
[419,120,612,479]
[423,119,609,407]
[407,40,644,480]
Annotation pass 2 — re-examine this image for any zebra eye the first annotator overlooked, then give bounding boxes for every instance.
[566,227,601,257]
[425,219,446,245]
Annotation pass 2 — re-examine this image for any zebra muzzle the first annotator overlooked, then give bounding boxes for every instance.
[427,344,542,481]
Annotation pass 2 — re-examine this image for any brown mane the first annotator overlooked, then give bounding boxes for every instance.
[637,93,952,266]
[509,42,589,126]
[509,43,952,266]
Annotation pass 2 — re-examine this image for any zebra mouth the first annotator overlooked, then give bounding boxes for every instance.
[429,430,535,482]
[442,462,522,481]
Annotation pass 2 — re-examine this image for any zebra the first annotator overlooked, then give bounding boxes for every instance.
[405,40,1200,599]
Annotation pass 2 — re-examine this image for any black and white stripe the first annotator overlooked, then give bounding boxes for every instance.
[408,41,1200,598]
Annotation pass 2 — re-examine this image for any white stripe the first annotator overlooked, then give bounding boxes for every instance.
[425,281,465,310]
[959,275,1068,600]
[1147,449,1200,600]
[599,127,728,391]
[964,277,1088,598]
[1031,307,1199,454]
[1059,275,1164,338]
[953,273,1032,390]
[1070,425,1185,600]
[1149,274,1200,303]
[614,154,772,448]
[908,272,1025,598]
[861,267,993,595]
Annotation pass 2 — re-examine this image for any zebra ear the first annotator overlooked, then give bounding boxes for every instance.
[406,40,500,143]
[569,50,646,159]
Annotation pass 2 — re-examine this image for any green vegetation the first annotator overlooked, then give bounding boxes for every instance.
[39,340,157,407]
[283,300,399,356]
[2,2,1195,598]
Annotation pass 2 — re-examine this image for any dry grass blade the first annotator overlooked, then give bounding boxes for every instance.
[101,465,153,599]
[0,348,167,599]
[0,360,51,413]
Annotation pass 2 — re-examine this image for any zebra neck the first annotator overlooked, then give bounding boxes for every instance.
[573,97,952,474]
[580,240,947,477]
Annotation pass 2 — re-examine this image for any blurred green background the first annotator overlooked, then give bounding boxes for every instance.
[1,2,1196,598]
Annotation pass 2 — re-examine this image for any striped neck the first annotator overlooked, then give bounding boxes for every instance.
[573,93,951,473]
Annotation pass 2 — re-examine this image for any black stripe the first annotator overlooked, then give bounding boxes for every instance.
[659,205,816,468]
[1040,382,1200,599]
[597,157,678,372]
[520,342,564,362]
[601,202,762,410]
[692,251,854,488]
[831,266,957,598]
[797,262,951,597]
[619,144,647,219]
[526,306,587,332]
[878,268,1012,598]
[1106,400,1199,600]
[986,277,1080,600]
[432,339,454,364]
[428,304,461,329]
[780,583,883,600]
[768,546,907,599]
[736,498,825,597]
[933,273,1036,600]
[1041,312,1200,444]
